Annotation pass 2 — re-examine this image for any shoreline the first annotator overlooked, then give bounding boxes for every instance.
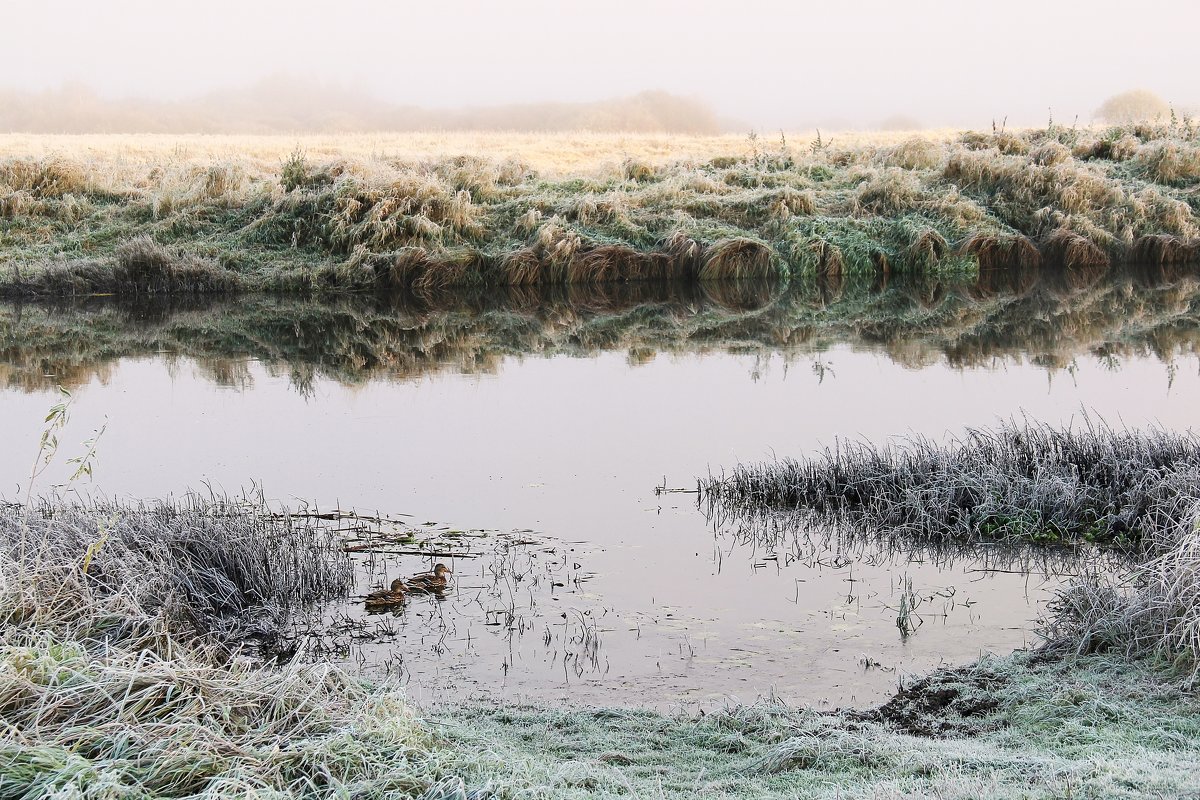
[3,493,1198,797]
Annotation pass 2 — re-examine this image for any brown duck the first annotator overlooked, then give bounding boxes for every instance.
[404,563,452,595]
[364,578,406,609]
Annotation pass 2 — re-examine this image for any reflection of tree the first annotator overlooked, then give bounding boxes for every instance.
[2,266,1199,394]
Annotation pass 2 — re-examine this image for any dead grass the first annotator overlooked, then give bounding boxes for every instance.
[1136,141,1200,186]
[1131,234,1199,265]
[855,169,924,216]
[699,238,776,281]
[956,234,1042,269]
[1040,229,1111,268]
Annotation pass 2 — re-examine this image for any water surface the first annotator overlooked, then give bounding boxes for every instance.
[2,268,1196,708]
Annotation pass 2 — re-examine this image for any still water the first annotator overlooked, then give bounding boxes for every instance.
[1,270,1197,709]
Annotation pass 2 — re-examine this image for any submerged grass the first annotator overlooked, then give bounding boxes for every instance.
[2,123,1199,296]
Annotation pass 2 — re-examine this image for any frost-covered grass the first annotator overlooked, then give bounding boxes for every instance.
[704,420,1200,551]
[438,653,1200,799]
[0,498,353,648]
[3,497,1199,798]
[0,499,470,799]
[2,122,1198,296]
[0,632,451,799]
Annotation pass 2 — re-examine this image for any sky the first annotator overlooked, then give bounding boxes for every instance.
[3,0,1196,129]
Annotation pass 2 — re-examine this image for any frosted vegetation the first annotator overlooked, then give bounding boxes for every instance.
[1,121,1198,297]
[3,479,1199,797]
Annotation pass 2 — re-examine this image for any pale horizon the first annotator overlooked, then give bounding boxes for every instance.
[4,0,1197,131]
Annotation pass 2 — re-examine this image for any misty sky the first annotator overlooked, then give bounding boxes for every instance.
[5,0,1196,128]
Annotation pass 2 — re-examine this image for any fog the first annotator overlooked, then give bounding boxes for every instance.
[3,0,1197,132]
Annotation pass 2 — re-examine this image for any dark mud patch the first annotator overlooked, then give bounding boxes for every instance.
[855,653,1056,737]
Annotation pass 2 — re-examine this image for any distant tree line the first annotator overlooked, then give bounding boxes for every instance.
[0,78,723,134]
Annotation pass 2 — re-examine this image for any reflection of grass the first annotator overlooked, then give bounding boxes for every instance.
[2,123,1197,295]
[4,265,1200,394]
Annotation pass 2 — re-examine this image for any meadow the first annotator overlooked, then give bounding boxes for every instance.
[1,123,1198,298]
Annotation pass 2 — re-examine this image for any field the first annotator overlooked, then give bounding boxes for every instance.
[2,124,1198,297]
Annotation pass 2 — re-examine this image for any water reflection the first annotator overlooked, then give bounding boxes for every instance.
[1,266,1198,708]
[3,264,1199,394]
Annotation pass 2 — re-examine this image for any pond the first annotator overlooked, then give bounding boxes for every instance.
[1,267,1197,709]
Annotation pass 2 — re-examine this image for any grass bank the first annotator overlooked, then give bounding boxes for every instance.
[3,489,1200,797]
[2,123,1198,297]
[4,263,1199,394]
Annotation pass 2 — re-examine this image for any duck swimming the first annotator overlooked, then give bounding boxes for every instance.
[364,578,406,608]
[404,563,452,595]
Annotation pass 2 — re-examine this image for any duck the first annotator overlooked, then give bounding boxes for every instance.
[404,563,452,595]
[364,578,406,608]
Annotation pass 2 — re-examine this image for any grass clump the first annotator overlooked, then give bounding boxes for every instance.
[0,498,482,798]
[702,419,1200,551]
[0,496,353,646]
[1045,506,1200,673]
[113,236,239,294]
[1,237,239,298]
[1137,141,1200,187]
[698,237,776,281]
